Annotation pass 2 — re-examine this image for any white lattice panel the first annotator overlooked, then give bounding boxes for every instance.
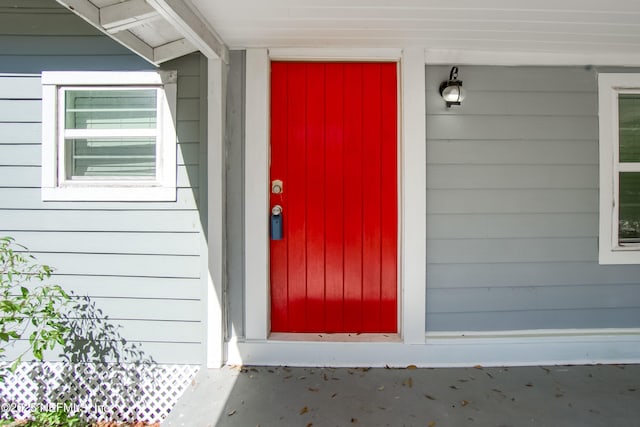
[0,363,199,423]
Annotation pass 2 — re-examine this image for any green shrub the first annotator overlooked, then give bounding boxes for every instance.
[26,405,88,427]
[0,237,71,380]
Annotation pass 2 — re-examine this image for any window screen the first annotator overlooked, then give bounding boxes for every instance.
[63,89,158,179]
[618,94,640,245]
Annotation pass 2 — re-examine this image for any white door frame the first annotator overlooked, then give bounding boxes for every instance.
[240,48,427,356]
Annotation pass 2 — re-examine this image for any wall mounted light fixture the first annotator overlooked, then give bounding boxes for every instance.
[439,66,465,108]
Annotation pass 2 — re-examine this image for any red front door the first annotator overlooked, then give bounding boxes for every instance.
[269,61,397,333]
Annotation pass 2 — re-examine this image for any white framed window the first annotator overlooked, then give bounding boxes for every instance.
[599,74,640,264]
[41,71,177,201]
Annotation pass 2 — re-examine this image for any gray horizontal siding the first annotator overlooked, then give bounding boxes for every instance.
[0,188,199,209]
[0,2,205,363]
[428,164,597,189]
[428,189,598,214]
[428,262,640,288]
[428,140,598,165]
[428,238,597,264]
[1,35,130,55]
[428,309,640,331]
[0,210,202,232]
[427,115,598,140]
[56,275,201,299]
[426,65,640,332]
[7,231,201,256]
[12,252,199,281]
[0,165,199,188]
[84,297,201,321]
[12,341,203,364]
[428,213,598,239]
[0,55,153,73]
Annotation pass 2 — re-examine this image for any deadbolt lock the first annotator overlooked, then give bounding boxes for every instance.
[272,179,283,194]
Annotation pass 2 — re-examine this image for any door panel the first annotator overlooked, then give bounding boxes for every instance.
[269,61,397,333]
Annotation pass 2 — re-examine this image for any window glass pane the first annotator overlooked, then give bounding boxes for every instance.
[619,94,640,162]
[65,89,157,130]
[619,172,640,244]
[66,138,156,178]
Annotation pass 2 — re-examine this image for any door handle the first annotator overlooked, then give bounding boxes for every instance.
[271,205,283,240]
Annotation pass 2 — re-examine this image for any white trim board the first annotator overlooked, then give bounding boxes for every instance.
[242,48,427,346]
[598,73,640,264]
[227,329,640,367]
[268,48,402,61]
[425,48,640,67]
[206,57,227,367]
[41,70,177,202]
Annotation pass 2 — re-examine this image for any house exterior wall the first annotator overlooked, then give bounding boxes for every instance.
[0,0,206,364]
[225,57,640,343]
[426,65,640,332]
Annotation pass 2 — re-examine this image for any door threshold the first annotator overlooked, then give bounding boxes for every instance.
[269,333,402,343]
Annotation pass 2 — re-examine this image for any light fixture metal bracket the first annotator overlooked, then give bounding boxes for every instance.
[439,66,465,108]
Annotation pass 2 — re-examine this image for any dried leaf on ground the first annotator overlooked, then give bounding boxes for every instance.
[428,421,437,427]
[299,406,309,415]
[461,400,470,407]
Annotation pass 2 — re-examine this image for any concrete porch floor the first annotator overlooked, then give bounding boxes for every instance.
[163,364,639,427]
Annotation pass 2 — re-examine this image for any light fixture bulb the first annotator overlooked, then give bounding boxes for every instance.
[441,85,465,103]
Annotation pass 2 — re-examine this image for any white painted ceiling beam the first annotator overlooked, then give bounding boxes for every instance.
[154,38,198,63]
[56,0,209,66]
[100,0,159,34]
[56,0,99,23]
[146,0,230,64]
[56,0,156,64]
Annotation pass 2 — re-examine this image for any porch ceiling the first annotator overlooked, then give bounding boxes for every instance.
[191,0,640,62]
[57,0,640,66]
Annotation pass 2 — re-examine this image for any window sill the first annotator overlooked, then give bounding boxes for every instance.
[598,247,640,265]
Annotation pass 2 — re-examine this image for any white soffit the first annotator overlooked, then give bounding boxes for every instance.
[56,0,229,65]
[192,0,640,65]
